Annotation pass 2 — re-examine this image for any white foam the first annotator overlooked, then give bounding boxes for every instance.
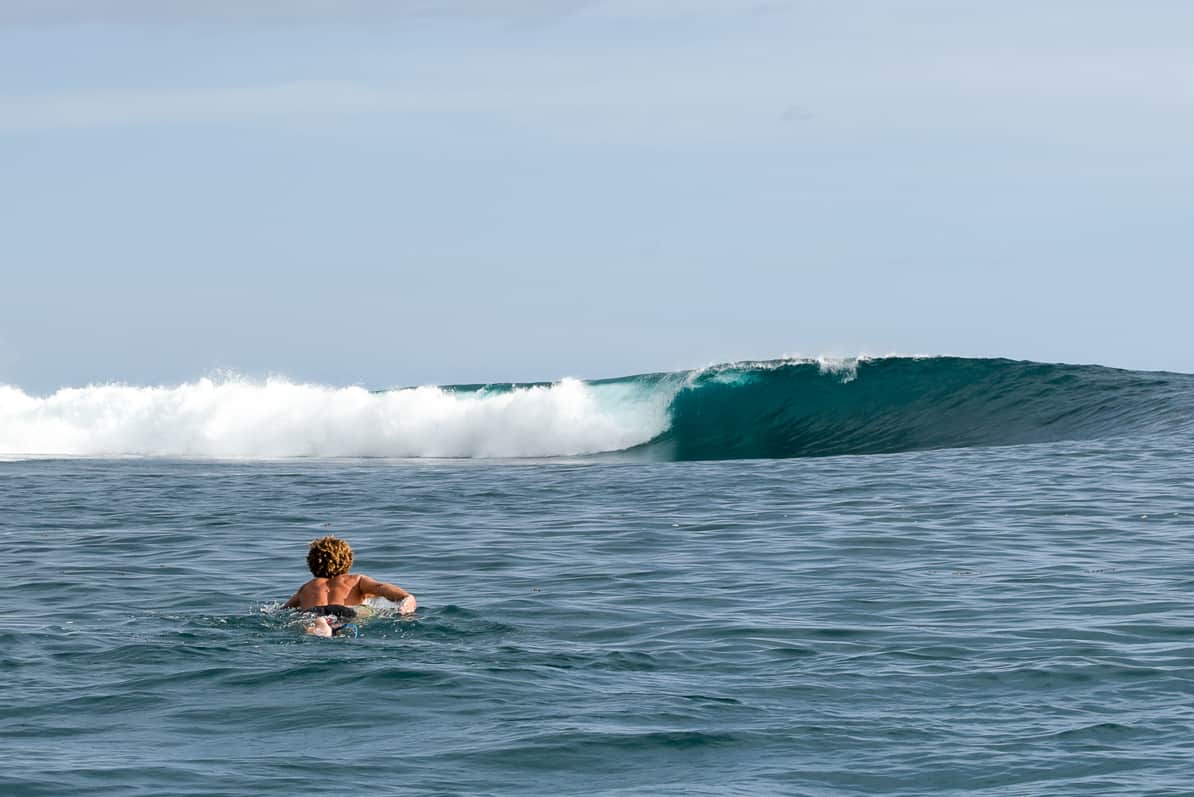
[815,356,861,382]
[0,376,672,459]
[689,354,866,383]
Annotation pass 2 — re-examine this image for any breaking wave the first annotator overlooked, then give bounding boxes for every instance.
[1,357,1190,461]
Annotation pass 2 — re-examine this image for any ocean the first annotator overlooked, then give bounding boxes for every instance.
[2,357,1193,795]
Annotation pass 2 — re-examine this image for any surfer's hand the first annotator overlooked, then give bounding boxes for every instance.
[398,596,417,615]
[305,617,334,637]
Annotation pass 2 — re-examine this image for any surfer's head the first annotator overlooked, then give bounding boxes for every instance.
[307,536,353,578]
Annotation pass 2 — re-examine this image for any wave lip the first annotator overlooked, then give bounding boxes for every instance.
[1,357,1190,461]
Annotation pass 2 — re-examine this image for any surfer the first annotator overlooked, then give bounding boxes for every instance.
[285,535,416,637]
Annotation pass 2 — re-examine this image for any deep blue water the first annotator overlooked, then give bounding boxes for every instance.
[4,430,1194,795]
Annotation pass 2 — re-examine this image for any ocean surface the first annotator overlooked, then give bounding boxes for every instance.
[3,357,1194,795]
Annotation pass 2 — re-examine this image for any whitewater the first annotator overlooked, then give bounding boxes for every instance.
[2,356,1191,460]
[0,375,673,458]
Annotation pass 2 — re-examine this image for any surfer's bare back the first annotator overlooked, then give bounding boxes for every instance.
[286,536,416,637]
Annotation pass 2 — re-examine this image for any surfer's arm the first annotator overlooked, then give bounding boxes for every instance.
[358,575,411,601]
[358,575,417,613]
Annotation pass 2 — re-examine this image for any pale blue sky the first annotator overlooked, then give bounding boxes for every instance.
[3,1,1192,393]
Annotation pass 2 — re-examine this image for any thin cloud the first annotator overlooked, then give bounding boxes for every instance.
[0,82,440,130]
[0,61,794,133]
[0,0,587,26]
[780,105,814,123]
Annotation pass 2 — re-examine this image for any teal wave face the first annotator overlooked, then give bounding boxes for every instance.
[621,357,1194,461]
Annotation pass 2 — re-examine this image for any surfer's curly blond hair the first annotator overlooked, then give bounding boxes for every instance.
[307,536,353,578]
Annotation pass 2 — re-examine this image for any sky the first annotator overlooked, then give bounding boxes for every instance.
[2,1,1192,393]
